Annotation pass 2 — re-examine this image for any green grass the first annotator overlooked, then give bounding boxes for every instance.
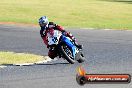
[0,0,132,29]
[0,51,45,64]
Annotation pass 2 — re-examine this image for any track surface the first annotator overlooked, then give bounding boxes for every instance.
[0,24,132,88]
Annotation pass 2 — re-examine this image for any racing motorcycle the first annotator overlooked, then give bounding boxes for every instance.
[47,28,85,64]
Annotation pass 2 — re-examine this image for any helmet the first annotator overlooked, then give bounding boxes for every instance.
[38,16,49,27]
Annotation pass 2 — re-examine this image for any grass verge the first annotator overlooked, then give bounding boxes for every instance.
[0,0,132,29]
[0,51,45,65]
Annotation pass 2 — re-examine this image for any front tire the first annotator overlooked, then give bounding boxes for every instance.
[60,45,75,64]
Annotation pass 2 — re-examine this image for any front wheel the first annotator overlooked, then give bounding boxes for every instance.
[60,45,75,64]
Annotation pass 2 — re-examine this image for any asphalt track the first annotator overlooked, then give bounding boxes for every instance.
[0,24,132,88]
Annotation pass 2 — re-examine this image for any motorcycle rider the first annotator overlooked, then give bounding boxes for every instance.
[39,16,82,59]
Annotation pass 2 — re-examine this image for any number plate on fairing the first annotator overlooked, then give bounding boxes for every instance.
[47,30,61,45]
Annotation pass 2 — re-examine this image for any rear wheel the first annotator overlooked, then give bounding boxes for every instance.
[60,45,75,64]
[77,53,85,63]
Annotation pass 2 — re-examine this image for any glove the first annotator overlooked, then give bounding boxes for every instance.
[71,37,76,42]
[41,34,44,37]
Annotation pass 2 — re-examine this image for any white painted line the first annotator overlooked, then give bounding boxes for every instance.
[0,66,7,69]
[35,60,46,64]
[14,63,34,66]
[36,57,58,63]
[81,28,94,30]
[0,56,56,67]
[14,56,52,66]
[126,30,132,31]
[35,56,53,64]
[45,58,52,62]
[52,58,58,61]
[104,29,112,30]
[80,27,132,31]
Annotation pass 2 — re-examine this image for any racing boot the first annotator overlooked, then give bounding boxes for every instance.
[76,44,83,49]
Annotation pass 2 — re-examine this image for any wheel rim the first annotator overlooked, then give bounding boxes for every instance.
[63,45,74,59]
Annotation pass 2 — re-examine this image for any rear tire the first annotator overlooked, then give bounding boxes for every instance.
[77,53,85,63]
[60,45,75,64]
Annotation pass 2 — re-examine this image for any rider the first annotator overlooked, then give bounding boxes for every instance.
[39,16,82,59]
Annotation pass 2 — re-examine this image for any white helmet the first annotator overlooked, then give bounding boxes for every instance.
[38,16,49,26]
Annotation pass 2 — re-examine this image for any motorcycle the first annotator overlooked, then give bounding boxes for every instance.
[47,28,85,64]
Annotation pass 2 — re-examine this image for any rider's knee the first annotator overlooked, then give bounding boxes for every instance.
[48,51,56,59]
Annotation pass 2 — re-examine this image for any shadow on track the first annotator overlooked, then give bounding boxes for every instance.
[1,62,70,67]
[34,62,70,66]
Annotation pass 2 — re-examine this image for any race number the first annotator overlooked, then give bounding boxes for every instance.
[52,37,58,43]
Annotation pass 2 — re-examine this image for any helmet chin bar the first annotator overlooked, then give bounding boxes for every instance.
[40,23,47,27]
